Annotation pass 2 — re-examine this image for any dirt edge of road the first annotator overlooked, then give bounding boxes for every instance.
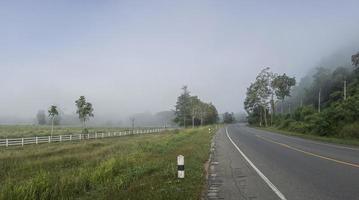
[201,130,217,200]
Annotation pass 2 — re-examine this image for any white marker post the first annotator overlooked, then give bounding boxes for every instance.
[177,155,185,178]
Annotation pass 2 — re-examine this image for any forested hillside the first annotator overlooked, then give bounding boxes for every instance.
[245,50,359,139]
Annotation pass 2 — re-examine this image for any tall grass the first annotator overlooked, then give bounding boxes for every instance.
[0,127,215,199]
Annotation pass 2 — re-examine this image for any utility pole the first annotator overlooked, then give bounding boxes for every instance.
[183,116,186,128]
[318,88,321,113]
[300,98,303,107]
[131,118,135,134]
[344,80,347,100]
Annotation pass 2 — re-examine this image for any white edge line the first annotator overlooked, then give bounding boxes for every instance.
[225,127,287,200]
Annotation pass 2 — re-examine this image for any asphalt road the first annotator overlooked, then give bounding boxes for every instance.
[207,124,359,200]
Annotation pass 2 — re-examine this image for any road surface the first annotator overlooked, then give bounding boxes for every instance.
[205,124,359,200]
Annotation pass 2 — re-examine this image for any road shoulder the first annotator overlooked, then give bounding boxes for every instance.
[204,127,278,200]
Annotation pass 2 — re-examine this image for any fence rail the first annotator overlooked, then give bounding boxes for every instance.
[0,128,176,148]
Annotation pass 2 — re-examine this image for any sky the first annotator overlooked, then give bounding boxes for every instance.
[1,0,359,122]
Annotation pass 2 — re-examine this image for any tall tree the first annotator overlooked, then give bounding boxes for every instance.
[352,52,359,67]
[244,82,261,124]
[174,86,191,127]
[204,103,219,125]
[36,110,47,125]
[255,67,272,127]
[75,96,94,132]
[48,105,59,137]
[272,73,296,113]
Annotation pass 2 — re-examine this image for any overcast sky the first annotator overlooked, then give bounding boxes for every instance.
[1,0,359,120]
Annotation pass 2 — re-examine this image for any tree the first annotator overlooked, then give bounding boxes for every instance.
[36,110,47,125]
[174,86,192,127]
[272,73,296,113]
[48,105,59,137]
[223,112,235,124]
[204,103,219,125]
[75,96,94,132]
[352,52,359,68]
[190,96,203,128]
[174,86,219,127]
[244,82,261,125]
[255,67,273,127]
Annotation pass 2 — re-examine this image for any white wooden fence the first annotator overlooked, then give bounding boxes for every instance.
[0,128,175,148]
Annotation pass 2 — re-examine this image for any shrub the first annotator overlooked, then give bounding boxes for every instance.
[278,118,295,129]
[293,106,316,121]
[339,122,359,139]
[287,121,310,133]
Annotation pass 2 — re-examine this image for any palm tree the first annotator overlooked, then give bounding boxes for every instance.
[48,105,59,137]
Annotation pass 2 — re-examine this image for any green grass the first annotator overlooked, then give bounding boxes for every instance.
[257,126,359,147]
[0,127,216,200]
[0,125,132,138]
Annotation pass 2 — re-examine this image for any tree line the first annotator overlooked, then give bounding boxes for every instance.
[174,86,219,127]
[245,51,359,139]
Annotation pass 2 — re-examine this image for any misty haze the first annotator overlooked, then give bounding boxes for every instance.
[1,1,359,200]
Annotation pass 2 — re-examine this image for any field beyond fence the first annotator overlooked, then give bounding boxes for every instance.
[0,128,174,148]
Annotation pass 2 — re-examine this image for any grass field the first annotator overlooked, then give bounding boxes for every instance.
[0,125,133,138]
[258,126,359,147]
[0,126,216,200]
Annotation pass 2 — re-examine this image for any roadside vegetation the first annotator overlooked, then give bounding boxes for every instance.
[0,127,216,200]
[245,50,359,142]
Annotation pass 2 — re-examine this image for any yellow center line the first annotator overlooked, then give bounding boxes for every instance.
[256,135,359,169]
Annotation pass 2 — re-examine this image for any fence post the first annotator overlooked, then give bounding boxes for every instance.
[48,136,51,143]
[95,132,97,139]
[70,135,72,141]
[22,138,24,146]
[88,133,90,139]
[60,135,62,142]
[36,136,38,144]
[102,133,104,138]
[79,134,82,140]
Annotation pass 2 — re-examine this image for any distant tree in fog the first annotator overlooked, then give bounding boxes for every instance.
[223,112,235,124]
[174,86,192,127]
[352,52,359,72]
[36,110,47,125]
[174,86,219,127]
[75,96,94,133]
[48,105,59,136]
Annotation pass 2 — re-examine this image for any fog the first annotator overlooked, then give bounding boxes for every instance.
[1,1,359,125]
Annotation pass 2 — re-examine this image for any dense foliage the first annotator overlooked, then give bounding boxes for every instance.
[174,86,219,127]
[245,51,359,139]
